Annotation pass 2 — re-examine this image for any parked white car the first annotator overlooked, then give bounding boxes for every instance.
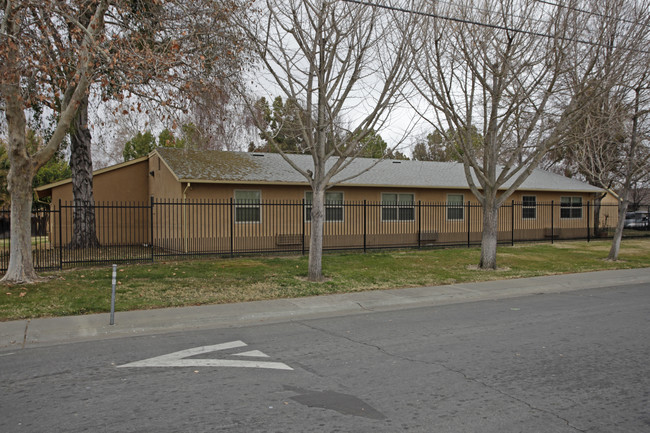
[624,211,649,229]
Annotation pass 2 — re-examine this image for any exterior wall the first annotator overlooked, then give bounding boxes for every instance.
[48,159,150,246]
[177,182,599,208]
[149,153,183,200]
[50,159,150,204]
[149,184,611,253]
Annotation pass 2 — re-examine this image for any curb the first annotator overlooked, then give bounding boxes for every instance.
[1,267,649,349]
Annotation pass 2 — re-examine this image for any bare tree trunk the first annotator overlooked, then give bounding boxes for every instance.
[308,187,325,282]
[2,181,38,284]
[3,176,39,284]
[608,84,644,261]
[1,110,39,283]
[608,196,628,260]
[479,198,499,270]
[1,0,113,283]
[69,94,99,249]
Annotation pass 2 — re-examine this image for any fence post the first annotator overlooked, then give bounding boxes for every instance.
[230,197,234,258]
[301,199,305,255]
[58,199,63,270]
[587,201,591,242]
[417,200,421,249]
[363,200,367,253]
[467,201,471,248]
[551,200,555,244]
[150,196,155,262]
[511,200,515,246]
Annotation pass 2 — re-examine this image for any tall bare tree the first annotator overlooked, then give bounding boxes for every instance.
[554,1,650,261]
[0,0,249,283]
[1,0,110,283]
[65,0,250,247]
[607,77,650,260]
[408,0,607,269]
[565,75,650,259]
[62,5,99,249]
[240,0,413,281]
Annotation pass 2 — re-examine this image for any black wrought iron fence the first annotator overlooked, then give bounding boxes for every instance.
[56,201,153,267]
[0,199,644,274]
[0,206,60,273]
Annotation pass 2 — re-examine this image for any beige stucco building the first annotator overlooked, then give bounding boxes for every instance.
[36,148,618,252]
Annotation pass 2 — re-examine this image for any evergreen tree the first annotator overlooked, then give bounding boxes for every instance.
[123,131,157,161]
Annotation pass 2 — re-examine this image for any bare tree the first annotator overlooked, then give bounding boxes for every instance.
[114,0,252,149]
[1,0,110,283]
[0,0,249,283]
[607,76,650,259]
[408,0,605,269]
[61,5,100,249]
[240,0,413,281]
[65,0,251,247]
[551,0,650,260]
[569,74,650,259]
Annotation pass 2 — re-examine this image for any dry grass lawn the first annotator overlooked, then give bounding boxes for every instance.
[1,239,649,321]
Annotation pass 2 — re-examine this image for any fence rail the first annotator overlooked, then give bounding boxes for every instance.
[1,199,647,274]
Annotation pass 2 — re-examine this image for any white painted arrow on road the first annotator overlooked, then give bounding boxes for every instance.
[118,340,293,370]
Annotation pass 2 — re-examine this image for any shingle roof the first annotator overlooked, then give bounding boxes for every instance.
[156,148,602,193]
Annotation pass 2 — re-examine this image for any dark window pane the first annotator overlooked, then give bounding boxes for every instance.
[383,207,397,221]
[522,208,536,219]
[522,196,536,206]
[522,196,536,219]
[399,207,415,221]
[235,207,260,223]
[326,207,343,222]
[561,196,582,219]
[448,206,464,220]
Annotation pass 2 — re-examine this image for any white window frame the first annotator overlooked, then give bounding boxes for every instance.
[234,190,261,223]
[305,191,344,222]
[560,196,583,219]
[381,193,415,222]
[447,193,465,221]
[522,195,537,220]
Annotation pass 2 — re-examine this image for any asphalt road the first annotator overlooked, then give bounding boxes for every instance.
[1,283,649,432]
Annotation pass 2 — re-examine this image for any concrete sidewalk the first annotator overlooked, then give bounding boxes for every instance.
[1,267,649,349]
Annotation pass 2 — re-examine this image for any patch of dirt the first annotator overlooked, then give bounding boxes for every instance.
[294,276,332,283]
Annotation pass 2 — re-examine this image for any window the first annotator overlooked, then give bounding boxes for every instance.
[447,194,464,220]
[522,195,537,219]
[381,193,415,221]
[560,196,582,219]
[234,190,261,223]
[305,191,344,222]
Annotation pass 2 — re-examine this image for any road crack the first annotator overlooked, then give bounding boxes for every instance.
[22,319,30,349]
[295,320,587,432]
[355,302,374,312]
